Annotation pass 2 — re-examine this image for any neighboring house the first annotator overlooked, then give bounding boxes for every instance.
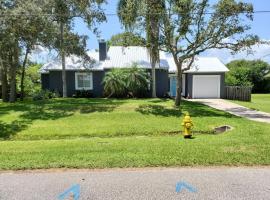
[40,40,229,99]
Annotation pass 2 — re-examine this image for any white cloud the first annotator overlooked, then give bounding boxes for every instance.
[202,41,270,64]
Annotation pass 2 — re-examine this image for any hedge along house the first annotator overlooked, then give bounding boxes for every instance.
[41,40,169,97]
[166,56,229,99]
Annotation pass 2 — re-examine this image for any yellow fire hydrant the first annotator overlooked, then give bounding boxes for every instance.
[182,112,193,138]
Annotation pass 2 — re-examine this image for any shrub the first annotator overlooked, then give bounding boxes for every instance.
[103,65,150,98]
[32,90,58,101]
[125,66,149,97]
[226,60,270,93]
[103,68,128,98]
[73,90,94,98]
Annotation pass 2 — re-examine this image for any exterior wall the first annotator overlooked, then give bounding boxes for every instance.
[41,74,50,90]
[155,69,169,97]
[41,68,168,98]
[185,73,226,98]
[42,70,105,97]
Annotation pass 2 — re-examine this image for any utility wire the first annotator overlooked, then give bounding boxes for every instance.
[1,10,270,17]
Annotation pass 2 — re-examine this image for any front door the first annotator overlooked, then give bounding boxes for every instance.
[170,74,185,97]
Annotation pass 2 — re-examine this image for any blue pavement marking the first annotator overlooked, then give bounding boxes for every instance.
[58,184,80,200]
[176,181,197,193]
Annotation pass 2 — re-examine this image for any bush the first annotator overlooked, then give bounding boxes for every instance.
[73,90,94,98]
[32,90,59,101]
[103,65,150,98]
[226,60,270,93]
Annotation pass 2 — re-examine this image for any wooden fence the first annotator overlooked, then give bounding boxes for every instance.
[225,86,252,102]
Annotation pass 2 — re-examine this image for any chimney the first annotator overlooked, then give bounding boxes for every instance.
[99,39,107,61]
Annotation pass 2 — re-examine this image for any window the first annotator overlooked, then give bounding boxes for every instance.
[75,72,93,90]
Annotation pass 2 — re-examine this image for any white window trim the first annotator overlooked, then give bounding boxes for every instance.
[75,72,93,90]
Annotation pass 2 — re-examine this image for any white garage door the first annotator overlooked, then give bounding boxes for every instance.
[193,75,220,99]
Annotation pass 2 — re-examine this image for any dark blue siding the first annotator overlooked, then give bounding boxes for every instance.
[156,69,169,97]
[41,69,168,98]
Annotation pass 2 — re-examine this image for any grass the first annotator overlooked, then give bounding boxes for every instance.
[230,94,270,113]
[0,98,270,170]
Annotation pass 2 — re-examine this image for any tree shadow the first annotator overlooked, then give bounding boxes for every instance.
[0,98,124,139]
[0,120,30,139]
[135,100,237,118]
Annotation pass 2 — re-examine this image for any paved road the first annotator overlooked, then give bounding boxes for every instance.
[189,99,270,124]
[0,167,270,200]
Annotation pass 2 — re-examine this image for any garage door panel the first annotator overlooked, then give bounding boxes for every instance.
[193,75,220,99]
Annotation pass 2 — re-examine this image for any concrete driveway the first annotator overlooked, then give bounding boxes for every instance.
[0,167,270,200]
[189,99,270,124]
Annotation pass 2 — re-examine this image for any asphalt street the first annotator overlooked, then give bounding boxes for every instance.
[0,167,269,200]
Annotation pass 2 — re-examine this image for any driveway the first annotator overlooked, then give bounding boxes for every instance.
[0,167,270,200]
[189,99,270,124]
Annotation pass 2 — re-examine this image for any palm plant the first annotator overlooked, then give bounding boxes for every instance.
[125,65,149,97]
[117,0,164,98]
[103,69,127,98]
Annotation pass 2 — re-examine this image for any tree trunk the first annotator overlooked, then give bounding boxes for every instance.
[0,56,8,102]
[20,47,30,101]
[9,43,19,103]
[151,62,157,98]
[60,21,67,98]
[175,67,183,107]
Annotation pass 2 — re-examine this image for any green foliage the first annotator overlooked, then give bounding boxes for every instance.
[108,32,146,47]
[17,64,42,97]
[103,68,127,98]
[226,60,270,92]
[103,65,150,98]
[32,90,59,101]
[125,66,149,97]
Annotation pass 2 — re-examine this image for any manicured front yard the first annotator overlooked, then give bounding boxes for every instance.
[230,94,270,113]
[0,98,269,170]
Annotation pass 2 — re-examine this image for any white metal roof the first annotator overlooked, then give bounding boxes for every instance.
[40,46,229,74]
[166,55,229,73]
[103,46,169,69]
[40,50,104,73]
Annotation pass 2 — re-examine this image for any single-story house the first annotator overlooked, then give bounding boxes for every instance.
[41,40,229,99]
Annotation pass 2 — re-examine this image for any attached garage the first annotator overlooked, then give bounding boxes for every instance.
[167,57,229,99]
[192,75,220,99]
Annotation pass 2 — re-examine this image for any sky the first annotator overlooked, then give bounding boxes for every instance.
[35,0,270,64]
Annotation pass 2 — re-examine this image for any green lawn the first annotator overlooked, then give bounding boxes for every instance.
[0,98,269,170]
[230,94,270,113]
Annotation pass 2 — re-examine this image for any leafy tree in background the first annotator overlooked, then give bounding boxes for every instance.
[108,32,146,47]
[17,64,42,97]
[0,0,60,102]
[226,59,270,93]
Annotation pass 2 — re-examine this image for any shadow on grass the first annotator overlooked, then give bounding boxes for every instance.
[0,98,124,139]
[0,120,30,139]
[136,100,236,118]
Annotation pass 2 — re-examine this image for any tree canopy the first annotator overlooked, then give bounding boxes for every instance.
[226,59,270,93]
[108,32,146,47]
